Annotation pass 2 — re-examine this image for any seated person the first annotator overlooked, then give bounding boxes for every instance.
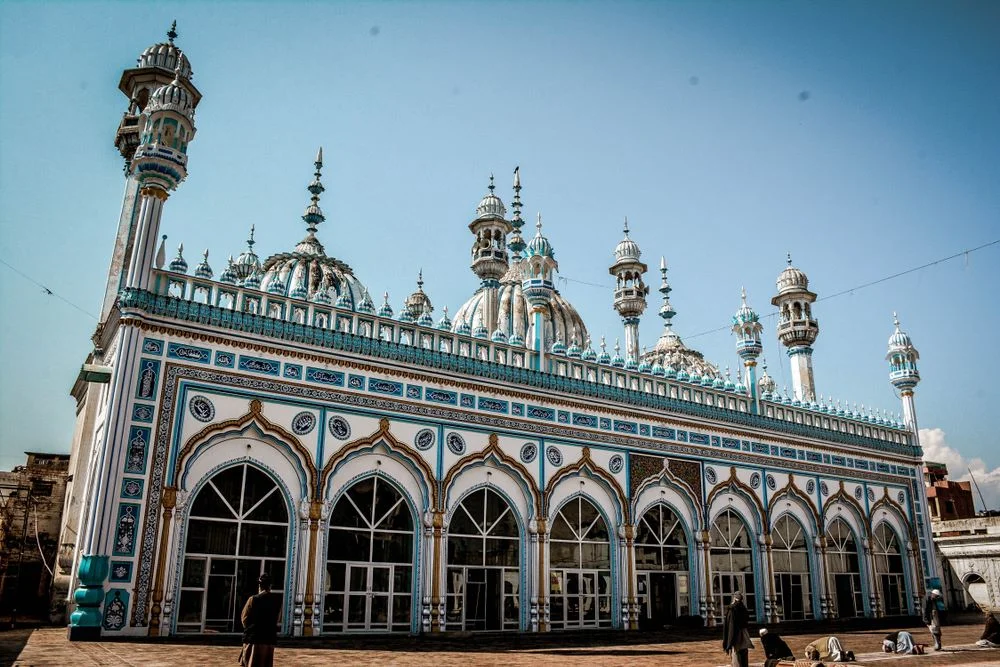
[977,611,1000,648]
[805,636,855,662]
[760,628,794,667]
[883,630,922,654]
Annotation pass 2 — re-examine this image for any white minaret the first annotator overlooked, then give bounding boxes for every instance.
[771,254,819,402]
[522,214,557,371]
[886,313,938,589]
[609,218,648,365]
[468,175,512,337]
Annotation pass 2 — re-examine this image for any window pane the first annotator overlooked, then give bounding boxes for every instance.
[177,590,204,623]
[239,524,288,557]
[373,480,404,528]
[331,529,371,562]
[329,496,366,530]
[485,537,519,567]
[394,566,412,593]
[549,541,579,568]
[372,531,412,563]
[241,467,279,516]
[209,467,244,515]
[549,514,575,540]
[448,536,484,566]
[326,562,345,593]
[190,485,236,519]
[449,504,479,536]
[186,519,237,555]
[489,507,519,538]
[346,479,376,526]
[182,558,206,588]
[244,490,288,523]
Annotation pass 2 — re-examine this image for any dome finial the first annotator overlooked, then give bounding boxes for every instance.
[302,148,326,234]
[247,224,256,249]
[488,173,495,194]
[623,216,630,236]
[417,269,424,291]
[741,285,747,304]
[536,212,542,233]
[786,252,793,266]
[893,311,900,328]
[167,20,178,44]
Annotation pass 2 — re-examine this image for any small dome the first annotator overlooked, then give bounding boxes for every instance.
[233,226,261,283]
[776,253,809,294]
[525,215,555,259]
[887,313,913,349]
[357,290,377,315]
[168,244,188,273]
[194,249,213,279]
[436,306,453,331]
[243,266,262,290]
[613,218,641,262]
[403,271,433,321]
[219,257,237,285]
[147,68,193,117]
[475,176,507,220]
[377,293,394,318]
[757,364,777,395]
[138,24,192,77]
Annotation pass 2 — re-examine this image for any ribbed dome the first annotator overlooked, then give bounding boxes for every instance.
[475,176,507,220]
[758,365,777,394]
[613,218,641,262]
[259,234,368,309]
[403,271,432,320]
[776,254,809,294]
[147,72,193,117]
[138,43,192,80]
[451,258,588,350]
[232,227,261,283]
[641,329,721,380]
[887,316,913,349]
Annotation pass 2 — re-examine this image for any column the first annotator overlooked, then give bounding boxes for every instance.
[528,518,540,632]
[301,500,323,636]
[537,518,549,631]
[148,486,178,636]
[816,535,831,619]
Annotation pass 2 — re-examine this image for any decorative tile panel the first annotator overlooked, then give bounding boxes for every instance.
[613,420,637,434]
[460,394,475,408]
[141,338,164,355]
[283,363,303,380]
[167,342,211,364]
[135,359,160,400]
[723,437,743,449]
[511,402,525,416]
[368,378,403,396]
[557,410,570,424]
[102,589,129,631]
[406,385,423,400]
[426,389,457,405]
[573,413,597,427]
[109,561,133,583]
[478,397,508,414]
[120,478,144,499]
[689,432,710,446]
[307,367,344,386]
[124,426,150,475]
[214,351,235,368]
[527,406,555,421]
[238,355,280,376]
[131,403,155,423]
[652,426,675,440]
[112,503,140,556]
[347,374,365,389]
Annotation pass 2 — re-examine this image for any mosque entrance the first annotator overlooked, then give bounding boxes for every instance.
[324,477,415,633]
[176,464,289,634]
[634,504,690,628]
[548,497,613,629]
[445,488,521,631]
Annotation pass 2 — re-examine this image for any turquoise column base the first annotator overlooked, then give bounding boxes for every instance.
[68,554,109,641]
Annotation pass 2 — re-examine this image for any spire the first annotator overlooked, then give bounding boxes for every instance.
[787,252,793,266]
[167,20,178,45]
[302,147,325,234]
[247,224,256,250]
[658,256,676,328]
[623,216,630,236]
[488,173,495,194]
[155,234,167,269]
[417,268,424,292]
[509,166,525,259]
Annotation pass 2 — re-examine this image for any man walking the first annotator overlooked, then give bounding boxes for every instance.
[240,573,281,667]
[722,592,753,667]
[923,588,944,651]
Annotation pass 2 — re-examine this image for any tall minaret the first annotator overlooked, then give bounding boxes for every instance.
[522,214,557,371]
[771,254,819,402]
[469,175,512,337]
[101,22,202,320]
[124,64,197,291]
[886,313,938,587]
[609,218,648,364]
[732,287,763,411]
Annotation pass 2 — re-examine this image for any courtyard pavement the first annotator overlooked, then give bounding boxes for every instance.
[4,622,999,666]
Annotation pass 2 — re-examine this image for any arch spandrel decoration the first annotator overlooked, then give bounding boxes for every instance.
[766,473,820,533]
[705,467,767,533]
[822,480,870,539]
[543,447,628,524]
[320,417,438,508]
[869,489,915,541]
[173,399,317,496]
[631,458,704,531]
[443,433,541,518]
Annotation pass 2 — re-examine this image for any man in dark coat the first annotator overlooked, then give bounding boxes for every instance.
[722,592,753,667]
[240,573,281,667]
[922,588,943,651]
[759,627,794,667]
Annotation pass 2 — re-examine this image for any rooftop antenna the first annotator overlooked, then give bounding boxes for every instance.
[968,467,990,513]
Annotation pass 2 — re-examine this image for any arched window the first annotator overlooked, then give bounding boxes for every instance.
[710,509,756,622]
[176,464,289,634]
[873,522,907,615]
[324,477,414,633]
[635,504,690,626]
[445,487,521,631]
[771,514,813,620]
[549,496,612,629]
[825,518,864,618]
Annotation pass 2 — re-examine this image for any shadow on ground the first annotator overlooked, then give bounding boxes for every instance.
[0,629,34,667]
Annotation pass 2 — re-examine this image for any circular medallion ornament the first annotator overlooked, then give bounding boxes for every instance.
[766,475,777,491]
[291,411,316,435]
[821,482,830,497]
[867,488,876,502]
[546,447,563,466]
[806,480,816,495]
[897,490,905,504]
[749,472,761,490]
[414,429,435,451]
[854,486,863,500]
[188,395,215,423]
[609,454,624,474]
[446,432,466,455]
[519,442,537,464]
[328,416,351,440]
[705,467,718,485]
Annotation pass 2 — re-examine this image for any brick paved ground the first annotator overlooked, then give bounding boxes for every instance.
[6,622,999,667]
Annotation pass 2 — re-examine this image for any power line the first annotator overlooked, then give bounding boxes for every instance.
[0,257,98,321]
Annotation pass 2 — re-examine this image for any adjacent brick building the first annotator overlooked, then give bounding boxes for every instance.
[924,461,976,521]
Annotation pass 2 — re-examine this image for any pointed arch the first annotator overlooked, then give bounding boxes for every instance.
[767,473,819,534]
[870,489,915,540]
[544,447,628,524]
[705,467,766,533]
[631,458,703,532]
[822,481,870,538]
[173,398,316,497]
[320,417,437,508]
[443,433,540,519]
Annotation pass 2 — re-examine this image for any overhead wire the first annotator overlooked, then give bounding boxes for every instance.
[0,256,98,320]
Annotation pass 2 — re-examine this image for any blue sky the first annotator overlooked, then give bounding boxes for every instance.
[1,2,998,502]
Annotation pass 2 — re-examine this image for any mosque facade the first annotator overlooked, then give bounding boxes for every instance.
[61,25,937,639]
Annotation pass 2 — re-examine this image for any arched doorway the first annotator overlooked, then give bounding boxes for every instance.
[444,487,521,631]
[634,504,690,628]
[873,522,907,616]
[771,514,813,620]
[825,518,865,618]
[710,509,756,622]
[323,476,415,633]
[549,496,613,629]
[176,463,289,634]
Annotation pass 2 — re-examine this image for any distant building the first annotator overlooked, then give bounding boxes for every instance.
[0,452,70,622]
[933,515,1000,612]
[924,462,976,521]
